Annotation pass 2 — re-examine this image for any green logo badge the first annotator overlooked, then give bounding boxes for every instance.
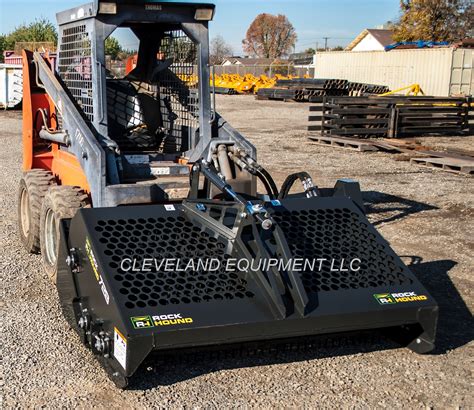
[374,293,396,305]
[131,316,154,329]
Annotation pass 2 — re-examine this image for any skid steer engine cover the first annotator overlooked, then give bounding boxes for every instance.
[57,196,437,387]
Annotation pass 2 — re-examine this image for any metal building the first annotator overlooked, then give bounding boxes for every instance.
[313,48,473,96]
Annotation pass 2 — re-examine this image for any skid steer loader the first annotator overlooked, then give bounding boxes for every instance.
[18,0,438,388]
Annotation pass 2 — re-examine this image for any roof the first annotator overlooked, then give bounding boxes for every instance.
[367,29,394,47]
[453,38,474,49]
[346,29,394,51]
[289,53,314,65]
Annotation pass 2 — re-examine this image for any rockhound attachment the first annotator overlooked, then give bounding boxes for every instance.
[19,0,437,389]
[57,193,438,388]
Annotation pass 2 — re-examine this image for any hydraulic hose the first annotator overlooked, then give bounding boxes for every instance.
[278,172,319,200]
[255,170,275,199]
[257,166,279,199]
[228,151,276,199]
[199,161,273,230]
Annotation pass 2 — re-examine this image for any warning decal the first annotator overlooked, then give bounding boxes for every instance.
[114,327,127,370]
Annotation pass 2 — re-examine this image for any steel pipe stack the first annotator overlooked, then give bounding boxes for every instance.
[257,79,390,103]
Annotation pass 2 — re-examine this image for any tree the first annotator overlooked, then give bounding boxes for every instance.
[393,0,473,42]
[210,35,233,65]
[105,36,122,60]
[0,35,6,63]
[243,13,297,58]
[0,18,57,60]
[6,18,57,49]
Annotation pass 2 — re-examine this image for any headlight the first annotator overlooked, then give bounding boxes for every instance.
[195,8,214,21]
[99,2,117,14]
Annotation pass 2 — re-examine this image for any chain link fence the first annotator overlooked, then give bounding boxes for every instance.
[105,60,316,80]
[214,64,315,78]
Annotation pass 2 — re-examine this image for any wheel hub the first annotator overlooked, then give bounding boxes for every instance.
[20,189,30,237]
[44,208,57,265]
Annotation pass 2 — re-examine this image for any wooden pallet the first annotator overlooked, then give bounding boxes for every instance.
[308,135,379,152]
[410,157,474,175]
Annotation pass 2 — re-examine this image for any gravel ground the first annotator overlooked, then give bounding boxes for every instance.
[1,96,473,408]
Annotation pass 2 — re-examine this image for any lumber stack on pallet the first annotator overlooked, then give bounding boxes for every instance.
[257,79,389,103]
[309,96,471,138]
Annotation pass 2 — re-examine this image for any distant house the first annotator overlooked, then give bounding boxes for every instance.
[346,29,395,52]
[289,53,314,66]
[221,57,276,66]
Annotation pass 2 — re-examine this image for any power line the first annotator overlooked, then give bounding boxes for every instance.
[297,37,354,47]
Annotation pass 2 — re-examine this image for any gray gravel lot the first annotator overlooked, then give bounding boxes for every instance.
[1,96,473,408]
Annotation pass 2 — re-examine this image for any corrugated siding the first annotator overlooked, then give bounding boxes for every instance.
[314,49,455,96]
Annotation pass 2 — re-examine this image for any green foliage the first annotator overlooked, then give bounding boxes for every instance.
[0,19,129,62]
[5,18,57,47]
[0,18,57,61]
[105,36,122,60]
[0,35,6,63]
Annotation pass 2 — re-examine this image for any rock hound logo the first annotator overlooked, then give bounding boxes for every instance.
[131,314,193,329]
[374,292,428,305]
[131,316,154,329]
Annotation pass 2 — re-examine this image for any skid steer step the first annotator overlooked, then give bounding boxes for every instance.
[57,196,437,387]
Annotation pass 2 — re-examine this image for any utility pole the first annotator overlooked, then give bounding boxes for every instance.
[323,37,330,51]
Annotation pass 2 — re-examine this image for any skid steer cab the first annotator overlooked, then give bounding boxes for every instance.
[18,0,438,388]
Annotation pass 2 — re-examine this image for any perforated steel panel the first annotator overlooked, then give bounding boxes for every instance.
[272,207,413,293]
[58,25,94,122]
[94,216,254,310]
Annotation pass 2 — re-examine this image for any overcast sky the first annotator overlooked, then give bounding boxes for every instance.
[0,0,400,53]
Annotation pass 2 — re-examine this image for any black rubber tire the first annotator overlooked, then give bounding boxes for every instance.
[18,170,57,254]
[40,186,90,283]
